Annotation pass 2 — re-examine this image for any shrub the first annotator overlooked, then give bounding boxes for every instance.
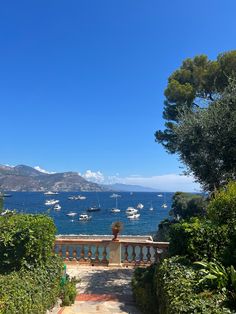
[154,219,176,242]
[156,257,232,314]
[207,181,236,225]
[169,218,229,262]
[0,214,56,272]
[60,276,77,306]
[0,255,63,314]
[131,264,158,314]
[170,192,206,219]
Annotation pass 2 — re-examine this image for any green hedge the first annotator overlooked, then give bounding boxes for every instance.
[0,214,56,272]
[0,256,62,314]
[169,218,229,262]
[132,257,233,314]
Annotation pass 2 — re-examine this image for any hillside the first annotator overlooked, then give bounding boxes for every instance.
[0,165,105,192]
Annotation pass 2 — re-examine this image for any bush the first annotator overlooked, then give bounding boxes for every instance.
[131,264,158,314]
[207,181,236,225]
[0,214,56,272]
[154,219,176,242]
[155,256,231,314]
[169,218,229,262]
[0,255,63,314]
[170,192,206,220]
[60,276,77,306]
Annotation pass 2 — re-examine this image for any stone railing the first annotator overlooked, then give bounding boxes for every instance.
[54,235,169,267]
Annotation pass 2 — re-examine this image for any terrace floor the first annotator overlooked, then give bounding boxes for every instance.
[50,265,142,314]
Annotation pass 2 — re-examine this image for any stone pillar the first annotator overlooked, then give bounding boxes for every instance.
[109,241,122,266]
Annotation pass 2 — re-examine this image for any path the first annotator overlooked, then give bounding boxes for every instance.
[56,265,142,314]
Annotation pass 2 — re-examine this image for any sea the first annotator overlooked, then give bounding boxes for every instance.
[3,192,173,236]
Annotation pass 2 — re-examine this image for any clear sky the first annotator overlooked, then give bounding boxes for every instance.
[1,0,235,191]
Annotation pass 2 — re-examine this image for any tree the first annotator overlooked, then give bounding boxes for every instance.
[170,192,206,219]
[155,50,236,153]
[155,50,236,191]
[0,196,3,213]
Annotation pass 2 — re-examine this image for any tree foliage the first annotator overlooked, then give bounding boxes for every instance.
[155,50,236,191]
[170,192,206,219]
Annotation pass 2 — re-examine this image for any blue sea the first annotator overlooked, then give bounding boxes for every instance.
[3,192,173,236]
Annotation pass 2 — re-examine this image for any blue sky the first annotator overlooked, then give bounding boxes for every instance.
[1,0,235,191]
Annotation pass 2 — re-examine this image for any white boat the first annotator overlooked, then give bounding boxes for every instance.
[79,213,91,221]
[161,203,168,208]
[45,199,59,206]
[157,194,163,197]
[44,191,59,195]
[128,213,140,219]
[68,195,86,200]
[137,203,144,209]
[54,204,61,211]
[149,201,154,211]
[126,207,138,215]
[66,212,77,217]
[110,193,121,198]
[111,196,121,213]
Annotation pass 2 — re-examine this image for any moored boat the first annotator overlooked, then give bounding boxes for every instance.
[45,199,59,206]
[126,207,138,215]
[79,213,91,221]
[128,213,140,219]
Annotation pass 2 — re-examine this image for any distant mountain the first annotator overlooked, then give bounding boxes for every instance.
[104,183,160,192]
[0,165,105,192]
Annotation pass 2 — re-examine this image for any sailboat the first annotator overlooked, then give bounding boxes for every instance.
[161,194,168,208]
[87,193,101,212]
[149,201,154,211]
[111,196,120,213]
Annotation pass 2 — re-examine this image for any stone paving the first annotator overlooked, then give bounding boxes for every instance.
[57,265,142,314]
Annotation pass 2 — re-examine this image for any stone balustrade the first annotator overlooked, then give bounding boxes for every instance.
[55,235,169,267]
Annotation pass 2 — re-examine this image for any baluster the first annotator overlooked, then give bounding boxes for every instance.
[58,245,63,258]
[102,245,108,264]
[65,245,70,260]
[146,246,151,263]
[95,245,99,262]
[139,245,144,263]
[72,246,77,261]
[154,246,159,263]
[124,245,129,263]
[80,244,85,261]
[87,245,92,261]
[132,245,136,263]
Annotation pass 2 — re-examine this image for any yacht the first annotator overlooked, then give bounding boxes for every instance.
[44,191,59,195]
[128,213,140,219]
[79,213,91,221]
[161,203,168,208]
[157,194,163,197]
[66,212,77,217]
[68,195,86,200]
[149,201,154,211]
[110,193,121,198]
[137,203,144,209]
[54,204,61,211]
[87,206,101,212]
[126,207,138,215]
[45,199,59,206]
[110,196,120,213]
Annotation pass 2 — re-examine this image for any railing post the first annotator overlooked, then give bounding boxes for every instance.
[109,240,122,266]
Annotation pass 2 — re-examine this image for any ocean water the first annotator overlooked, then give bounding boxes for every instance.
[3,192,173,236]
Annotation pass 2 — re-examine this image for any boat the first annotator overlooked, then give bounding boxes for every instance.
[54,204,61,211]
[111,195,120,213]
[157,194,163,197]
[87,207,101,212]
[3,193,12,197]
[79,213,91,221]
[149,201,154,211]
[128,213,140,219]
[68,195,86,200]
[161,203,168,208]
[66,212,77,217]
[126,207,138,215]
[137,203,144,209]
[44,191,59,195]
[111,208,121,213]
[87,193,101,212]
[110,193,121,198]
[45,199,59,206]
